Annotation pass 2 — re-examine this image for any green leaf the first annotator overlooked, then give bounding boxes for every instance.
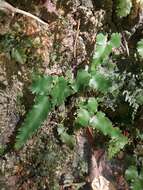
[31,75,53,95]
[140,168,143,178]
[131,179,143,190]
[125,166,138,181]
[15,95,51,149]
[110,127,122,138]
[91,33,121,71]
[108,136,128,158]
[76,108,90,126]
[75,70,91,90]
[137,39,143,59]
[110,33,121,48]
[0,144,5,155]
[116,0,132,17]
[57,126,75,149]
[90,111,113,135]
[96,33,107,46]
[89,111,128,158]
[15,74,74,149]
[89,74,111,93]
[51,76,69,106]
[136,93,143,104]
[125,167,143,190]
[11,48,26,64]
[91,34,108,69]
[136,129,143,141]
[87,97,98,113]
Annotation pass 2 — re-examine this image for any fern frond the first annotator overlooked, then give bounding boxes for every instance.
[31,75,53,95]
[108,136,128,159]
[116,0,132,17]
[15,95,51,149]
[51,76,70,106]
[15,74,74,149]
[91,33,121,71]
[137,39,143,59]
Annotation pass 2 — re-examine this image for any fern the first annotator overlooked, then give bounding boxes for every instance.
[116,0,132,17]
[76,98,128,158]
[31,75,53,95]
[108,136,128,159]
[137,39,143,59]
[15,33,128,157]
[15,95,52,149]
[91,33,121,72]
[15,75,73,149]
[51,76,71,106]
[76,33,128,158]
[125,165,143,189]
[57,124,75,149]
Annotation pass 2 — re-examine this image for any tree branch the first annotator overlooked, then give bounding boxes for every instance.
[0,1,48,26]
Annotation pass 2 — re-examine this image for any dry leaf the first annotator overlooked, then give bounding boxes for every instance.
[44,0,58,15]
[91,176,116,190]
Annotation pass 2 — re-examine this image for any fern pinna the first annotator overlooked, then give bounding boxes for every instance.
[116,0,132,17]
[15,95,51,149]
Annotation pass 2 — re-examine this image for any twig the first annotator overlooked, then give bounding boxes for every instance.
[122,32,130,56]
[73,19,80,58]
[124,38,130,56]
[0,1,48,26]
